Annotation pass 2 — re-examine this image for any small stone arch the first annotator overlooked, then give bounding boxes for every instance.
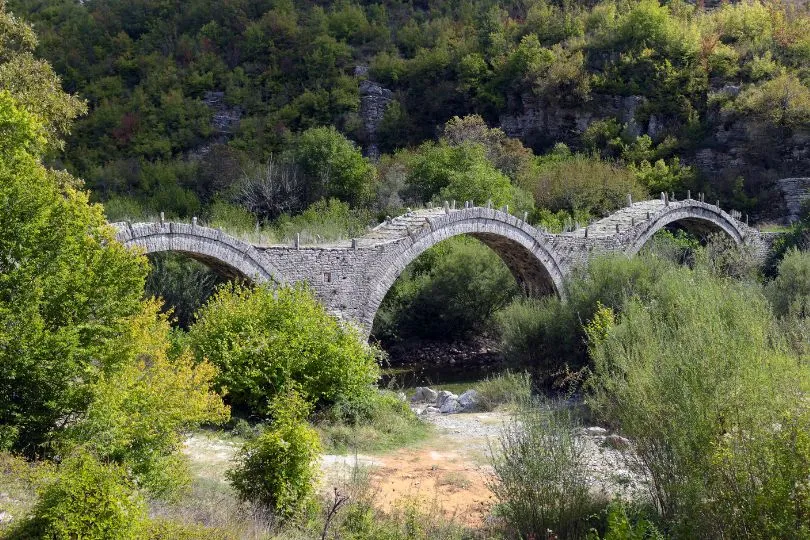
[357,208,566,333]
[624,202,746,256]
[113,222,283,283]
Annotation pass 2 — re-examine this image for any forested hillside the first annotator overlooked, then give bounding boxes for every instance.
[9,0,810,223]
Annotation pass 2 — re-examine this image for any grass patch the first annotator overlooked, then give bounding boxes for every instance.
[316,392,432,454]
[472,370,532,411]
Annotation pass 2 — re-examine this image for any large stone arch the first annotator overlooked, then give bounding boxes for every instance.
[357,208,566,332]
[624,202,747,256]
[113,222,283,283]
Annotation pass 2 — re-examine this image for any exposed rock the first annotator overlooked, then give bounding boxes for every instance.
[458,389,480,412]
[584,426,609,436]
[604,434,632,450]
[359,79,393,160]
[436,390,457,408]
[203,91,242,133]
[439,396,462,414]
[412,386,438,403]
[397,391,407,402]
[777,178,810,223]
[421,406,441,415]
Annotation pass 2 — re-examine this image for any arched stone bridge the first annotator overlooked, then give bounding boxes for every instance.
[113,197,766,336]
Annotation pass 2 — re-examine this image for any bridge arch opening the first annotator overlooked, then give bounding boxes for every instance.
[626,206,745,257]
[362,209,565,347]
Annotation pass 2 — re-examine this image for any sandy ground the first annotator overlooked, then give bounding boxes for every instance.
[183,409,647,529]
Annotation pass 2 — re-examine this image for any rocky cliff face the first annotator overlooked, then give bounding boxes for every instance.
[358,79,393,160]
[777,178,810,222]
[498,89,810,222]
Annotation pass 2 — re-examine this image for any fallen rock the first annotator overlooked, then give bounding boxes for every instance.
[458,389,480,412]
[604,434,631,450]
[585,426,608,436]
[421,406,441,415]
[439,397,462,414]
[435,390,457,408]
[412,387,438,403]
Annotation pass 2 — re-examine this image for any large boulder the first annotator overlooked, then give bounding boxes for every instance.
[411,387,438,403]
[435,390,457,408]
[458,389,480,412]
[439,397,462,414]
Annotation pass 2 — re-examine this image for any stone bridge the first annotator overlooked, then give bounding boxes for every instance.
[113,197,765,336]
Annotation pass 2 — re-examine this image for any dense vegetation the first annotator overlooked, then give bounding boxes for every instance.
[2,0,810,538]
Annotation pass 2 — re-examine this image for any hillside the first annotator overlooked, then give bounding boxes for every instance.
[8,0,810,223]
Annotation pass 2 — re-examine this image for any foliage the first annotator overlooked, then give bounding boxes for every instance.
[272,198,372,244]
[0,91,148,455]
[472,370,533,411]
[227,388,321,518]
[8,449,148,539]
[731,73,810,129]
[186,283,380,416]
[59,301,229,498]
[145,252,224,328]
[766,247,810,318]
[529,145,647,215]
[403,140,515,207]
[317,390,431,454]
[587,265,810,536]
[293,126,376,207]
[497,254,673,383]
[489,399,603,539]
[586,501,664,540]
[373,236,519,342]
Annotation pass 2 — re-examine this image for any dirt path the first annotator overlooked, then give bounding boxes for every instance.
[184,408,647,529]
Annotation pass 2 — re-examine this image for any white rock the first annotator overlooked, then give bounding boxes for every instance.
[439,397,462,414]
[585,426,608,436]
[435,390,457,408]
[411,387,438,403]
[421,406,441,415]
[458,389,480,411]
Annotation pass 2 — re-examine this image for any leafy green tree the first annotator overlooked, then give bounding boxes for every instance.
[60,301,229,497]
[0,91,148,455]
[404,141,514,207]
[766,248,810,318]
[373,237,519,342]
[294,126,376,206]
[0,1,86,150]
[186,283,380,416]
[587,266,810,536]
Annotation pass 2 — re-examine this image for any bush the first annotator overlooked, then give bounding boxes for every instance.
[145,252,224,328]
[489,399,602,539]
[187,283,380,416]
[272,198,372,244]
[497,254,673,383]
[9,449,148,539]
[473,370,533,411]
[587,265,810,536]
[317,391,430,453]
[766,248,810,318]
[227,388,321,518]
[529,146,647,215]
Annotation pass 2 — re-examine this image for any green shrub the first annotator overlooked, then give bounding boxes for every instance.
[317,391,430,453]
[227,388,321,518]
[60,301,229,498]
[766,248,810,318]
[489,399,603,539]
[586,501,664,540]
[473,370,533,411]
[206,199,257,233]
[103,194,146,221]
[529,146,647,215]
[145,252,224,328]
[272,198,372,244]
[587,265,810,536]
[497,254,673,383]
[10,449,148,539]
[187,283,380,416]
